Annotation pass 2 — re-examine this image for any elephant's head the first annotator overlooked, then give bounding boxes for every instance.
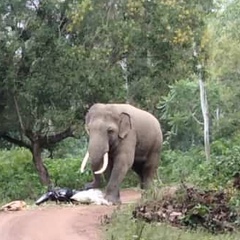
[80,104,132,174]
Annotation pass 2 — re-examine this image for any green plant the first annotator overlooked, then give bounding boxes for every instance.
[45,157,92,189]
[159,147,205,184]
[189,136,240,189]
[0,148,43,202]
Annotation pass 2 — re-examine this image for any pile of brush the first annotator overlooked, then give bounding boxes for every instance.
[133,184,240,234]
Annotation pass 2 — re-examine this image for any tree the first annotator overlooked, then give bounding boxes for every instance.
[207,0,240,139]
[0,0,82,185]
[68,0,214,114]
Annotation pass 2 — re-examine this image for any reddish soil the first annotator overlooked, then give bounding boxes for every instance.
[0,189,141,240]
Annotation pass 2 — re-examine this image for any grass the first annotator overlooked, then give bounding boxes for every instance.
[105,205,240,240]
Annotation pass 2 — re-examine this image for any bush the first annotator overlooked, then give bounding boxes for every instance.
[159,136,240,190]
[159,147,205,184]
[190,138,240,189]
[46,157,92,190]
[0,148,43,201]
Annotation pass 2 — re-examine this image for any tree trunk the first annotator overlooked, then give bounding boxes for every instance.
[32,140,51,186]
[199,73,210,161]
[118,58,129,104]
[193,42,210,161]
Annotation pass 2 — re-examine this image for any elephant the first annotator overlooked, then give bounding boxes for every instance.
[80,103,163,204]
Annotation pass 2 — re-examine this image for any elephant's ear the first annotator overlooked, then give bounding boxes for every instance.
[85,124,89,135]
[119,112,132,139]
[85,112,91,124]
[85,113,90,134]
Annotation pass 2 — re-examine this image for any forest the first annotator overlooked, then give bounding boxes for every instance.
[0,0,240,238]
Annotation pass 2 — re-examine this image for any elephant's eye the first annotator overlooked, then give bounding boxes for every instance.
[107,127,114,134]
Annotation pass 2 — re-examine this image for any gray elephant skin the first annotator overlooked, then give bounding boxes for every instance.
[80,103,163,204]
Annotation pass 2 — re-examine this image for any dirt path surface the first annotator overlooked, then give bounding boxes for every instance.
[0,189,141,240]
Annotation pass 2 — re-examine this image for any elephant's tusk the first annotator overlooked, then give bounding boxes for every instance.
[94,152,109,174]
[80,151,89,173]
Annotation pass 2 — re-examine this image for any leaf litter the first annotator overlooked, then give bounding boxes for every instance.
[132,184,240,234]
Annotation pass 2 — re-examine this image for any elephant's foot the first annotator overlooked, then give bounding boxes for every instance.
[104,189,121,205]
[104,194,121,205]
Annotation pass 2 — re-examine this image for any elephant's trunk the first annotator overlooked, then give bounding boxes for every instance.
[80,135,109,174]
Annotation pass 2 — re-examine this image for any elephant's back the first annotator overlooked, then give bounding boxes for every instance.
[109,104,160,127]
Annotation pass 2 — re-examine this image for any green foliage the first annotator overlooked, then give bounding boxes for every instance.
[0,148,42,201]
[45,158,92,190]
[158,133,240,192]
[122,171,139,188]
[206,0,240,140]
[159,79,202,149]
[67,0,215,110]
[159,147,205,184]
[159,79,222,150]
[208,0,240,79]
[158,131,240,192]
[0,0,82,132]
[50,137,88,159]
[212,112,240,140]
[190,136,240,189]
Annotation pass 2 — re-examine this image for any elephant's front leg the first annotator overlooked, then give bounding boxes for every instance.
[105,151,134,204]
[84,172,102,190]
[84,158,105,189]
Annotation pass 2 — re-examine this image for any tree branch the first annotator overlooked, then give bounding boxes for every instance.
[191,112,204,125]
[39,127,74,148]
[0,133,32,150]
[29,0,38,10]
[13,94,25,133]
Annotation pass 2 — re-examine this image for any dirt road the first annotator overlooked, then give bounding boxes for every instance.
[0,189,141,240]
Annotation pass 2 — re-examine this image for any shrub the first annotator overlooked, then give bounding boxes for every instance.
[45,157,92,190]
[159,147,205,184]
[191,140,240,189]
[0,148,42,201]
[159,135,240,190]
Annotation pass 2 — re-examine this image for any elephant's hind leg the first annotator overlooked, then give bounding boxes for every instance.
[132,162,144,184]
[140,152,160,189]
